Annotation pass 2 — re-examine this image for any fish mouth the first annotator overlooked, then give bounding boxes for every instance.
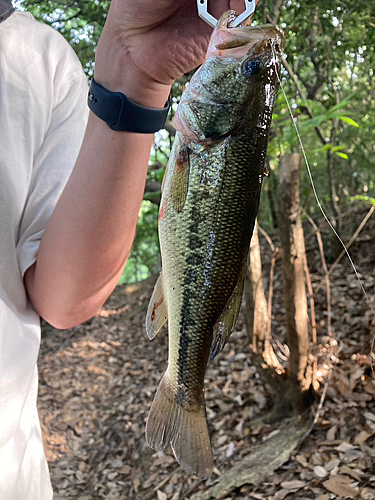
[209,11,284,60]
[214,25,284,57]
[186,20,284,108]
[243,25,284,59]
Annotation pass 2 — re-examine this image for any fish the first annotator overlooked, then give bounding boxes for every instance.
[145,11,284,478]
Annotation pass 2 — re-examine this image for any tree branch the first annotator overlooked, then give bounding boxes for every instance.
[281,56,327,146]
[315,204,375,291]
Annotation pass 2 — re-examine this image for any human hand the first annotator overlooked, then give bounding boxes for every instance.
[95,0,258,107]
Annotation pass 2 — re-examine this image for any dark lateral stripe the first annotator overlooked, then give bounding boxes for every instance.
[176,167,205,389]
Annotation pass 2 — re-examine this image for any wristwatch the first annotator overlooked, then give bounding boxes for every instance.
[88,78,171,133]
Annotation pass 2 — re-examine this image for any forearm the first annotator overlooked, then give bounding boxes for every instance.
[23,0,178,329]
[25,88,169,329]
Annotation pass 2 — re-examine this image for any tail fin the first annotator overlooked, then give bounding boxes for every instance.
[146,371,213,479]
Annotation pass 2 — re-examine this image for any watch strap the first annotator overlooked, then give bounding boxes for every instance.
[88,78,171,133]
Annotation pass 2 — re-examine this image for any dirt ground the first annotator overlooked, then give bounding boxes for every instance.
[38,206,375,500]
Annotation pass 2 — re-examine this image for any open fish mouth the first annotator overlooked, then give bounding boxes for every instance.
[212,24,284,59]
[207,9,284,60]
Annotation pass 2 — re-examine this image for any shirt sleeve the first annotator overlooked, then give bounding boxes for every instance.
[16,71,89,277]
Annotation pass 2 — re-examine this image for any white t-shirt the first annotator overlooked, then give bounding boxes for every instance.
[0,11,88,499]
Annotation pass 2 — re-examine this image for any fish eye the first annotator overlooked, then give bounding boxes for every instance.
[242,58,261,77]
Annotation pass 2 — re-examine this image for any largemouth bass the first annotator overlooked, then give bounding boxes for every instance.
[145,11,284,478]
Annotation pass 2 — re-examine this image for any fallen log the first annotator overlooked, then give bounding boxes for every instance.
[190,419,309,500]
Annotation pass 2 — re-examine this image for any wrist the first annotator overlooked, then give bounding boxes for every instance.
[88,78,171,133]
[94,38,171,109]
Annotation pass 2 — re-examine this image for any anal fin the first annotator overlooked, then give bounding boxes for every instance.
[210,263,247,359]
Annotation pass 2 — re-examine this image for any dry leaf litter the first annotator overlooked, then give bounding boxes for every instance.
[38,206,375,500]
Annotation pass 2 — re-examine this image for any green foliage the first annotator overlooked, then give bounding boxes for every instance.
[299,95,359,130]
[348,195,375,206]
[118,201,160,285]
[19,0,375,279]
[264,0,375,221]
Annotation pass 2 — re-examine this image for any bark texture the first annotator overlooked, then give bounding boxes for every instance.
[245,222,268,350]
[245,221,280,370]
[276,153,313,415]
[190,419,309,500]
[244,221,284,403]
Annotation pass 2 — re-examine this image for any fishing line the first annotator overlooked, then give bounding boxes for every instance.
[269,41,375,360]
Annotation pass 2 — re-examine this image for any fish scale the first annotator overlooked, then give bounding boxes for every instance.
[145,11,284,478]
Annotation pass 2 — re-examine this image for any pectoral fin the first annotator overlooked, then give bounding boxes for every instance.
[210,264,247,359]
[146,273,168,340]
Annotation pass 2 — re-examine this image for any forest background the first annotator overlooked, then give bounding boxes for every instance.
[21,0,375,284]
[17,0,375,498]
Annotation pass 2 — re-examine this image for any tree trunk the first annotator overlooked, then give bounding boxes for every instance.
[144,179,162,205]
[268,0,283,24]
[266,160,278,228]
[244,222,283,395]
[245,221,279,368]
[276,153,314,417]
[245,222,268,349]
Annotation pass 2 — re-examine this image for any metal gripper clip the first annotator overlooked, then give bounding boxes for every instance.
[197,0,256,28]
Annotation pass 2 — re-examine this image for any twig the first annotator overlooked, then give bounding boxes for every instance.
[267,253,277,339]
[274,339,289,361]
[258,225,276,252]
[98,304,130,317]
[257,225,279,339]
[99,302,148,321]
[181,478,205,499]
[296,370,331,452]
[315,204,375,292]
[262,0,267,24]
[302,251,317,345]
[302,247,319,395]
[305,213,333,339]
[142,467,180,500]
